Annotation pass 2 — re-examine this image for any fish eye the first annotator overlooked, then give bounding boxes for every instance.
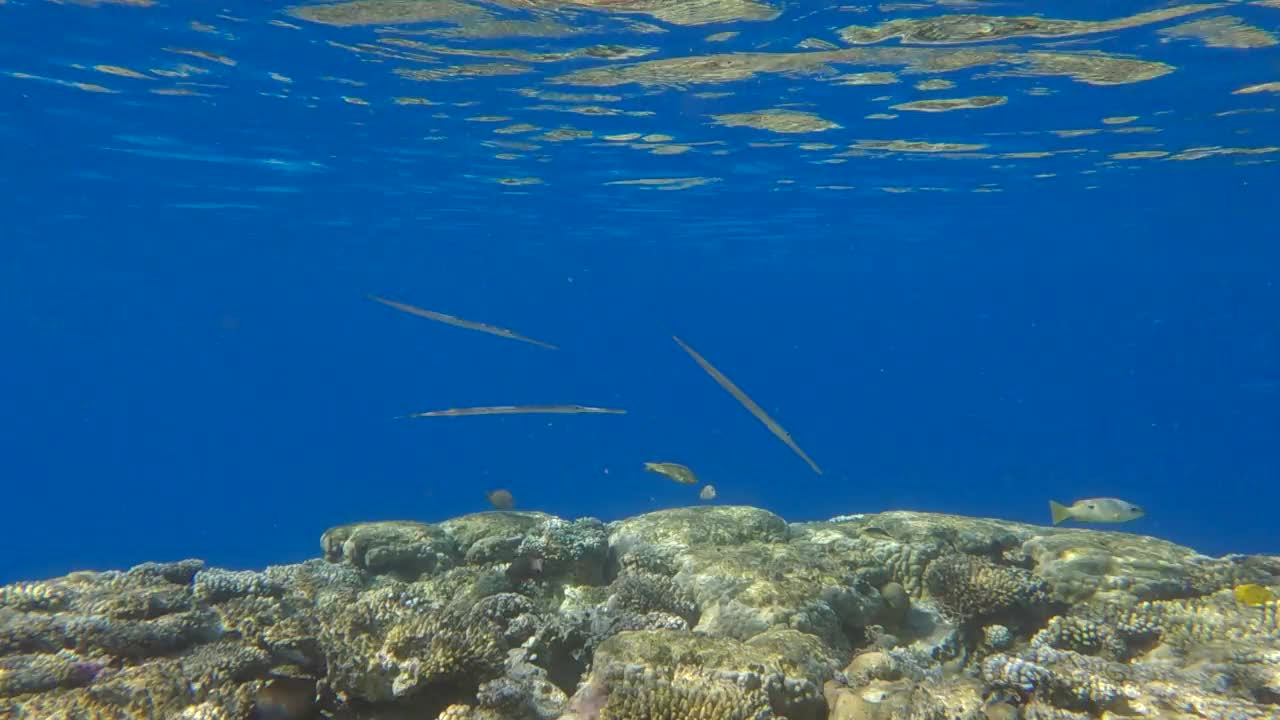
[1131,506,1143,513]
[1086,504,1096,509]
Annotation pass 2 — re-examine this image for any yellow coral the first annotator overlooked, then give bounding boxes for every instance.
[0,581,68,611]
[438,703,477,720]
[176,702,232,720]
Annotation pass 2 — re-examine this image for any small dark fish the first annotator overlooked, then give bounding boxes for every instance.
[506,553,545,583]
[644,461,698,485]
[368,294,558,350]
[401,404,626,418]
[486,489,515,510]
[66,660,105,685]
[859,526,896,542]
[251,677,319,720]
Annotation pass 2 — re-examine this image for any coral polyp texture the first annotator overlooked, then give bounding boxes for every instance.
[1,507,1277,719]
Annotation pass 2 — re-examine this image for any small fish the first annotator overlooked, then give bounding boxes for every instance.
[251,677,318,720]
[859,525,896,542]
[699,484,717,501]
[486,489,515,510]
[368,294,558,350]
[644,461,698,485]
[671,335,822,475]
[1234,583,1276,607]
[1049,497,1144,525]
[402,405,626,418]
[506,553,545,584]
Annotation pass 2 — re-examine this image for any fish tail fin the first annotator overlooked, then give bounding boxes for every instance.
[1049,500,1072,525]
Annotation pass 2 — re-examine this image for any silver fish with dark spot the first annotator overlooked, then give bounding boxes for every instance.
[1050,497,1144,525]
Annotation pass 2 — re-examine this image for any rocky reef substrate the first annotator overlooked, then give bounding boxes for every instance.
[2,507,1278,719]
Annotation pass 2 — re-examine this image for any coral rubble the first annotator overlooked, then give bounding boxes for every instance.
[1,507,1277,719]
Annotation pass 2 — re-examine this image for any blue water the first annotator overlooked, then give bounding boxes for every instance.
[2,0,1278,584]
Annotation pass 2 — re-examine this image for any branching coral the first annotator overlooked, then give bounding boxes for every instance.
[1030,616,1127,660]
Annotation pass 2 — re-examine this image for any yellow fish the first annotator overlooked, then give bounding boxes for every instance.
[1233,584,1276,607]
[644,462,698,485]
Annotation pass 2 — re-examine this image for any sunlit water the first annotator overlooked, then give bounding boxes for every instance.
[1,0,1277,584]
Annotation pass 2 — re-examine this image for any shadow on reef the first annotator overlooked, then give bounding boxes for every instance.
[2,506,1279,719]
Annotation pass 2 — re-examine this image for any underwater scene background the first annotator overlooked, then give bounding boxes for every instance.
[2,0,1278,586]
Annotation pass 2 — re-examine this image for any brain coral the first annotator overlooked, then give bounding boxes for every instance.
[595,664,773,720]
[924,554,1051,625]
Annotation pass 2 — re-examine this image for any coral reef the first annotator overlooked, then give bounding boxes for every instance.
[923,553,1053,627]
[0,507,1276,720]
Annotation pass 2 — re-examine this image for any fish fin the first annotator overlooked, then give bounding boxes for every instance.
[1049,500,1072,525]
